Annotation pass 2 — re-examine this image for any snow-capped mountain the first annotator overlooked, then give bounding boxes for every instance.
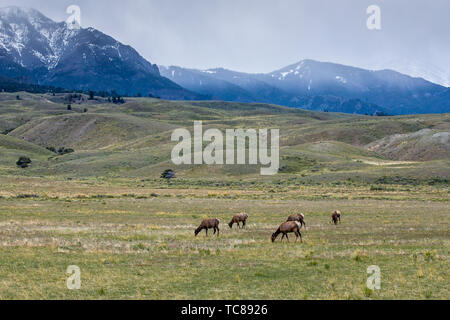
[0,6,81,71]
[0,6,199,99]
[1,6,448,115]
[161,64,388,115]
[162,60,450,115]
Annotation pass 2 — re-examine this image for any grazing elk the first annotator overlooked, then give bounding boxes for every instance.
[331,210,341,225]
[195,218,220,237]
[286,213,306,230]
[271,221,302,243]
[229,213,249,229]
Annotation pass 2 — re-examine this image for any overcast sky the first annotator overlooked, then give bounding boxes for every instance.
[1,0,449,75]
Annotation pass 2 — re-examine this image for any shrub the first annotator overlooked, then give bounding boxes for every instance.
[1,128,14,135]
[428,177,449,185]
[57,147,75,155]
[161,169,176,182]
[46,147,75,155]
[364,287,373,298]
[16,156,32,168]
[16,194,39,199]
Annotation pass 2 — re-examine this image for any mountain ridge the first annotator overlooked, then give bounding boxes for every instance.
[161,60,449,115]
[0,6,201,99]
[1,6,449,115]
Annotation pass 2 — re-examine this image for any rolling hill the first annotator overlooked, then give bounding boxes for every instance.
[0,92,448,183]
[367,129,450,161]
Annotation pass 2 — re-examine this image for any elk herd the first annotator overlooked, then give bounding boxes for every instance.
[194,210,342,243]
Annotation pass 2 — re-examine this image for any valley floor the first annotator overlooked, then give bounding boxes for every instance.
[0,177,448,300]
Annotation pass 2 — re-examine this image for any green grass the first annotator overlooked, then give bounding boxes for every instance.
[0,184,448,299]
[0,93,448,299]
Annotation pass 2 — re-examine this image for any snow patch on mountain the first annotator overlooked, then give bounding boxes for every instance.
[335,76,347,84]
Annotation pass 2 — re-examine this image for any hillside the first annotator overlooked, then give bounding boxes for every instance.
[0,92,448,183]
[367,129,450,161]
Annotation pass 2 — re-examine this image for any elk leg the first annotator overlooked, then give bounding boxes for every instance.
[206,228,208,237]
[286,234,290,242]
[213,227,217,235]
[217,227,220,237]
[281,234,285,242]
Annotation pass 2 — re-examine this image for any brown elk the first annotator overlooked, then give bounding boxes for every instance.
[331,210,341,225]
[271,221,302,243]
[229,213,249,229]
[286,213,306,230]
[195,218,220,237]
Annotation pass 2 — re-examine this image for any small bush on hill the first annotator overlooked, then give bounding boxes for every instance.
[2,128,14,135]
[46,147,75,155]
[161,169,176,183]
[16,156,32,168]
[58,147,75,155]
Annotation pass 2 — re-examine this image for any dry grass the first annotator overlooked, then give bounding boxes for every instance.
[0,178,448,300]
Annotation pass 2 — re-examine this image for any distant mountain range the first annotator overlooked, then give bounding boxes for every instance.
[161,60,450,115]
[0,6,449,115]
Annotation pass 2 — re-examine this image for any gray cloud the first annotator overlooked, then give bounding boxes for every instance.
[1,0,449,76]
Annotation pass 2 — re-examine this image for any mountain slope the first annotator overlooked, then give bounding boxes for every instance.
[264,60,450,114]
[0,6,199,99]
[159,66,257,102]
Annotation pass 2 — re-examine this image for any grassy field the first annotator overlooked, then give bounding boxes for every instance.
[0,93,448,299]
[0,178,448,300]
